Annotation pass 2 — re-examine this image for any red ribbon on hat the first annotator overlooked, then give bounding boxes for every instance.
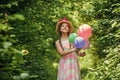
[58,17,68,22]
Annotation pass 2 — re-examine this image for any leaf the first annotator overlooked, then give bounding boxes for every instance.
[7,4,12,8]
[10,34,16,37]
[104,60,110,64]
[14,14,25,21]
[0,23,9,32]
[20,73,29,79]
[12,76,20,80]
[6,16,16,20]
[111,21,117,28]
[3,41,12,49]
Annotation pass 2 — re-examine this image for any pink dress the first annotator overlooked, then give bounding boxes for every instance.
[57,39,81,80]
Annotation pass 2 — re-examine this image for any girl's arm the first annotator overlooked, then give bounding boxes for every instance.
[55,40,77,56]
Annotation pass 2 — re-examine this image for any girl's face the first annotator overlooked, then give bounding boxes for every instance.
[60,23,69,33]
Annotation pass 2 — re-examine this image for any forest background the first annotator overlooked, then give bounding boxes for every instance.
[0,0,120,80]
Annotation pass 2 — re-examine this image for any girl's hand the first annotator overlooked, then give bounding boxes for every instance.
[79,52,86,57]
[71,47,78,52]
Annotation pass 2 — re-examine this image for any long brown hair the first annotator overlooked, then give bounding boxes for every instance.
[58,22,71,50]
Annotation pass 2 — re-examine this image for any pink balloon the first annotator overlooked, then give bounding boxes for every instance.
[82,39,90,49]
[78,24,92,39]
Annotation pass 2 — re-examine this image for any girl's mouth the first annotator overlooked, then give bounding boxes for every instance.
[63,28,67,30]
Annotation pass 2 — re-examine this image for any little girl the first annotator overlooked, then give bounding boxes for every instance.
[55,18,86,80]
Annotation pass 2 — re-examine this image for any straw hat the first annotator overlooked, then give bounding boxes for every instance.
[56,18,73,34]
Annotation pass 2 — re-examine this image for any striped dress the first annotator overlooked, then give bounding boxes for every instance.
[57,39,81,80]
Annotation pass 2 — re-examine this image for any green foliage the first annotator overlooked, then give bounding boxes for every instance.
[0,1,30,80]
[0,0,120,80]
[0,16,27,80]
[85,0,120,80]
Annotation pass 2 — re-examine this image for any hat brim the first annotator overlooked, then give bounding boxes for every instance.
[56,20,73,34]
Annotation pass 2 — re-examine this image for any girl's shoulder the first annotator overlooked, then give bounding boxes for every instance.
[55,40,60,44]
[55,40,60,47]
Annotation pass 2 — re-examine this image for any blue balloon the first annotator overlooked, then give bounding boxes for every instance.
[74,37,85,48]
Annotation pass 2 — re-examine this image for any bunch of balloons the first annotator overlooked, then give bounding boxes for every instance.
[69,24,92,49]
